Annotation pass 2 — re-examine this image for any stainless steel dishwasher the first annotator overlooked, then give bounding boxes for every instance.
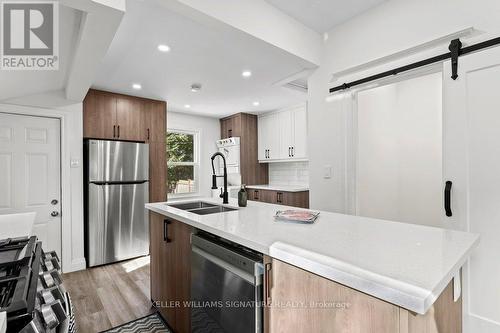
[191,233,264,333]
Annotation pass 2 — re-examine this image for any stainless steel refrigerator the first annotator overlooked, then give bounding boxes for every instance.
[84,139,149,267]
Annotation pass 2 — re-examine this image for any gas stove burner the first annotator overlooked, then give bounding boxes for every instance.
[0,236,73,333]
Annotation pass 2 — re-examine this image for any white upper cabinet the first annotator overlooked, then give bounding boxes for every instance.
[258,104,308,162]
[258,113,280,160]
[292,106,308,159]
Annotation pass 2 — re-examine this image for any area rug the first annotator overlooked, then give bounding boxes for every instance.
[101,313,171,333]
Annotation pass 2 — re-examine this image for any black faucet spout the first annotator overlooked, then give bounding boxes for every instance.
[211,152,229,204]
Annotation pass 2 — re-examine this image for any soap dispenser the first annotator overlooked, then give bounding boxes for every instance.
[238,185,247,207]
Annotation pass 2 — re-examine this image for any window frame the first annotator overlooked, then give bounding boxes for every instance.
[166,128,200,199]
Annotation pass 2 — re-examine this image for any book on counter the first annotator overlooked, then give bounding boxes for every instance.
[274,210,320,224]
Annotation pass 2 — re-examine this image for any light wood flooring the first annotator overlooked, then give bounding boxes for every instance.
[63,256,154,333]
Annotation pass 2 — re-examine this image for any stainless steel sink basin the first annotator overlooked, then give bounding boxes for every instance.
[189,206,238,215]
[167,201,238,215]
[168,201,217,210]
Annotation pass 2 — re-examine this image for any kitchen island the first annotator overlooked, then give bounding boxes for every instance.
[146,198,479,333]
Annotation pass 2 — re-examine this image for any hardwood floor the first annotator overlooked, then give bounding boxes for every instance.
[63,256,154,333]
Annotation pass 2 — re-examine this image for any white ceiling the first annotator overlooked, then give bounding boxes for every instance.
[265,0,387,33]
[92,0,312,118]
[0,5,81,101]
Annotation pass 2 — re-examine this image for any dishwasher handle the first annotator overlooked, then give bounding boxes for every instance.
[192,246,262,284]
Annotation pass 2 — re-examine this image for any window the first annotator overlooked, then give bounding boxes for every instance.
[167,129,199,196]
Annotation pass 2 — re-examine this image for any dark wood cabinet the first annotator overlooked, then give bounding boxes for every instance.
[115,95,144,141]
[149,141,167,202]
[149,214,192,333]
[220,113,268,185]
[150,213,177,324]
[249,188,309,208]
[143,100,166,143]
[83,90,116,139]
[83,89,166,143]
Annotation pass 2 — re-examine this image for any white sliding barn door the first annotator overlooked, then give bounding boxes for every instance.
[443,45,500,332]
[0,113,61,255]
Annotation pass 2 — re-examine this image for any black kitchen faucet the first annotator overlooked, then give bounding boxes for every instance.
[211,152,229,204]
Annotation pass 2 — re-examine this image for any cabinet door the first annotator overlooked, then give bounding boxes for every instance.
[264,256,400,333]
[221,115,242,139]
[150,214,177,326]
[171,219,192,333]
[83,90,116,139]
[278,111,294,159]
[282,191,309,208]
[292,106,308,159]
[116,96,144,141]
[149,141,166,202]
[144,101,166,143]
[266,114,280,160]
[258,114,280,160]
[149,213,163,302]
[258,116,269,160]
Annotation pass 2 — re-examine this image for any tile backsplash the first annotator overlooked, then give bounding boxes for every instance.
[268,162,309,186]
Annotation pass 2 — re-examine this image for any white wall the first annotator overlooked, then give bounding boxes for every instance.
[167,111,220,198]
[308,0,500,214]
[356,73,442,227]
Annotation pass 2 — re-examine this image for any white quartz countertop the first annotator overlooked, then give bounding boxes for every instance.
[246,184,309,192]
[146,198,479,315]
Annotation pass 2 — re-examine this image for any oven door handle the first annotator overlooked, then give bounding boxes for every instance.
[192,246,259,284]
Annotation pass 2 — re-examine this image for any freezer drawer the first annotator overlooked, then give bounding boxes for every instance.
[88,140,149,182]
[87,182,149,267]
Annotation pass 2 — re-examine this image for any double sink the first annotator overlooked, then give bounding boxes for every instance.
[167,201,238,215]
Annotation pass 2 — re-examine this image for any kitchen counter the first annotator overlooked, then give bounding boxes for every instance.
[146,197,479,315]
[246,184,309,192]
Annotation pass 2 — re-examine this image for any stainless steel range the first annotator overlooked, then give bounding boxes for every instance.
[0,236,75,333]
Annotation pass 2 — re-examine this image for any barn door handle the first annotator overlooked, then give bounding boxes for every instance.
[445,181,452,217]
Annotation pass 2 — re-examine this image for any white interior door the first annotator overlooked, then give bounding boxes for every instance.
[355,72,443,227]
[443,45,500,333]
[0,113,61,254]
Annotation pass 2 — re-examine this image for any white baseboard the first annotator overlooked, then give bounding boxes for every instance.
[63,257,86,273]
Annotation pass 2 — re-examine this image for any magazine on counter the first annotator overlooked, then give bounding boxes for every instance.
[274,210,320,224]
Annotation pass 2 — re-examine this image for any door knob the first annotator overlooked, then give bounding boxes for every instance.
[51,211,59,217]
[51,199,58,205]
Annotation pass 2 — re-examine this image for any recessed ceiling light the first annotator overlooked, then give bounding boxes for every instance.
[191,83,202,92]
[132,83,142,90]
[253,101,260,106]
[157,44,170,52]
[242,70,252,78]
[184,104,191,108]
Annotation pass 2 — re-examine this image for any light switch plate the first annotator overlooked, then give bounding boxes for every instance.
[324,165,333,179]
[70,158,80,168]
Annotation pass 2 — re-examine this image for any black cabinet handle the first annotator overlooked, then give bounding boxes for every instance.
[163,219,171,242]
[288,147,291,157]
[117,125,120,138]
[277,192,283,203]
[113,125,116,138]
[445,181,452,217]
[228,129,232,137]
[147,128,150,140]
[292,147,294,157]
[254,190,259,200]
